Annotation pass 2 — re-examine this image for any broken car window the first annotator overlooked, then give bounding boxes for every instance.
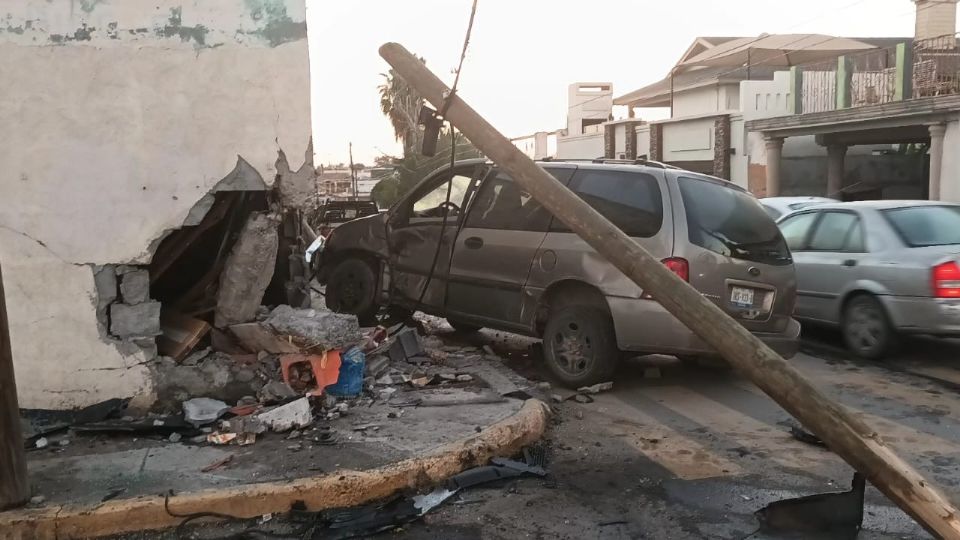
[411,173,473,220]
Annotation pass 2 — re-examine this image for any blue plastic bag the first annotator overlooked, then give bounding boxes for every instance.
[325,346,365,397]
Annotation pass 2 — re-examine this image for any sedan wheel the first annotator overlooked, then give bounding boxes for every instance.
[842,295,895,360]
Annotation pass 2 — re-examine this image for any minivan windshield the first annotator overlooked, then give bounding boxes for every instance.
[883,205,960,247]
[678,176,792,266]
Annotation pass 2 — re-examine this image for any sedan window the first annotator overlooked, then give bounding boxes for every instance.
[808,212,864,252]
[777,212,818,251]
[883,206,960,247]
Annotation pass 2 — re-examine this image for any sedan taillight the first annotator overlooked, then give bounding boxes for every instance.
[933,261,960,298]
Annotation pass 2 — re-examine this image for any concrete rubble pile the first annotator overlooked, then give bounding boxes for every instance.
[21,312,540,454]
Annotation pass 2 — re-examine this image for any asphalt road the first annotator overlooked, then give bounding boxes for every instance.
[395,325,960,539]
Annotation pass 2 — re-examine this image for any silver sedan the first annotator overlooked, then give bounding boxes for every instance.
[777,200,960,358]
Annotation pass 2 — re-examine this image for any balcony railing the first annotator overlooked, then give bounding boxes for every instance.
[789,34,959,115]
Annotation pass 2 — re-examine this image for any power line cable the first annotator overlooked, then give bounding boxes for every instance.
[414,0,480,309]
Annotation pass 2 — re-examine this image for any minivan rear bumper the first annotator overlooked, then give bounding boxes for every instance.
[607,296,801,359]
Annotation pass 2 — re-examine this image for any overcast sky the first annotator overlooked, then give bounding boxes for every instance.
[306,0,917,165]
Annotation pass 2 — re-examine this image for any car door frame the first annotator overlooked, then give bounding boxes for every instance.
[384,162,488,314]
[791,209,869,324]
[444,165,575,332]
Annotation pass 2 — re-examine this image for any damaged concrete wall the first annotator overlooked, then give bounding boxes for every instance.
[0,0,313,409]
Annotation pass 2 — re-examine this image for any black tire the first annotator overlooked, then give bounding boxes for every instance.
[543,305,619,387]
[325,258,378,325]
[842,295,896,360]
[447,319,482,333]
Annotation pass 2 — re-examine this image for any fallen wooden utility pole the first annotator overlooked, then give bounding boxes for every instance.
[0,262,29,510]
[380,42,960,538]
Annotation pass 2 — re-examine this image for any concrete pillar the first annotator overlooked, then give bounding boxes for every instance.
[713,115,732,180]
[929,124,947,200]
[650,124,664,162]
[826,144,847,198]
[624,121,639,160]
[764,136,784,197]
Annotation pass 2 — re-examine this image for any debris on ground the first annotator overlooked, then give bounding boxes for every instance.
[755,473,865,538]
[256,397,313,432]
[790,425,828,448]
[183,398,231,427]
[577,382,614,395]
[263,305,362,351]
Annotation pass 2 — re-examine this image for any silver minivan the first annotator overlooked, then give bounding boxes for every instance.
[318,159,800,386]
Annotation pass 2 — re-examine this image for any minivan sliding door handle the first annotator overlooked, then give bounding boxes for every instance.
[464,237,484,249]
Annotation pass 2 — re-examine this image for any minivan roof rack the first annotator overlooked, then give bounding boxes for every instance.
[535,157,683,171]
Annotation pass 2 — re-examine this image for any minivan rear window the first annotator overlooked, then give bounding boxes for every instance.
[678,176,792,266]
[883,205,960,247]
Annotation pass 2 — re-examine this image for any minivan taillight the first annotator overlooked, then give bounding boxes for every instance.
[643,258,689,299]
[934,261,960,298]
[662,257,690,282]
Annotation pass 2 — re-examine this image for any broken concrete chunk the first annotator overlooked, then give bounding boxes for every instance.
[365,355,390,378]
[263,305,361,350]
[456,374,474,382]
[230,322,301,354]
[577,382,614,395]
[228,416,266,435]
[258,381,298,403]
[110,302,162,338]
[183,398,230,427]
[215,212,279,328]
[256,397,312,432]
[119,269,151,304]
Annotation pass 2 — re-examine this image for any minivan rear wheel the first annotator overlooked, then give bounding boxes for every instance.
[543,305,619,387]
[325,257,378,325]
[842,295,896,360]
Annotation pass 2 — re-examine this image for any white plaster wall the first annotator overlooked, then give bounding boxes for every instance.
[637,126,651,158]
[614,125,627,156]
[0,0,312,409]
[557,133,604,159]
[662,117,715,162]
[672,86,724,117]
[740,72,792,120]
[939,119,960,202]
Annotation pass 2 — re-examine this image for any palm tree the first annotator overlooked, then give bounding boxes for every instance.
[378,64,425,156]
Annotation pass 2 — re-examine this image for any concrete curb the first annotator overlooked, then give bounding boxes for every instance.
[0,399,550,540]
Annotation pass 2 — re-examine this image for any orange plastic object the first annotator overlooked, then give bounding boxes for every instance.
[279,351,342,397]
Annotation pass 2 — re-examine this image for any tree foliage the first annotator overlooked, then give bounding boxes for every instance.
[373,62,482,208]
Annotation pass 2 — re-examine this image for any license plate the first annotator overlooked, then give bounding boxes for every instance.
[730,287,755,307]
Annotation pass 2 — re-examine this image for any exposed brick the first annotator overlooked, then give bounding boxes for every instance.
[119,269,151,304]
[623,121,639,160]
[110,301,161,338]
[713,115,731,180]
[603,124,616,159]
[650,124,663,162]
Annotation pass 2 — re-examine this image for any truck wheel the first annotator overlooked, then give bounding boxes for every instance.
[842,294,896,360]
[325,258,378,325]
[543,305,619,387]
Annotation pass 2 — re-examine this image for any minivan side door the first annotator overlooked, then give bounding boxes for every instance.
[386,164,484,309]
[446,166,576,329]
[792,210,867,324]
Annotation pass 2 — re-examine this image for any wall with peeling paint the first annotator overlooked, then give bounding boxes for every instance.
[0,0,312,409]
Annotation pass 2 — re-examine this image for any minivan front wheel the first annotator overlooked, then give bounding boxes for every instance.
[543,306,619,387]
[325,257,378,325]
[842,295,896,359]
